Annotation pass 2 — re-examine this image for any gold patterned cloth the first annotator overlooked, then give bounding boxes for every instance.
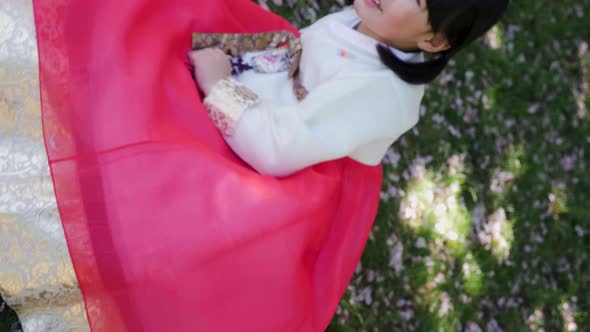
[0,1,90,331]
[192,31,308,101]
[203,77,262,136]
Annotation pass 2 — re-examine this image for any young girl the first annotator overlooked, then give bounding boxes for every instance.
[189,0,509,177]
[6,0,508,331]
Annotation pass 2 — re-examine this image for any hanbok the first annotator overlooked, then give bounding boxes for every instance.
[0,1,422,330]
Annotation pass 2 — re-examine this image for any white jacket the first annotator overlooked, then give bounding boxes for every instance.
[210,7,425,177]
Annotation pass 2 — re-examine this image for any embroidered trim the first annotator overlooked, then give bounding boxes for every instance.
[251,48,290,73]
[192,31,308,101]
[203,78,261,136]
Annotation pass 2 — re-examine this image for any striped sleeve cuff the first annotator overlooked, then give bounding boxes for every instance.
[203,77,261,136]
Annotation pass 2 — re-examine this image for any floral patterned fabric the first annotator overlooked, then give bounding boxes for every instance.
[192,31,308,100]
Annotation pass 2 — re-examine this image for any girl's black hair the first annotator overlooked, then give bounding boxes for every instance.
[378,0,510,85]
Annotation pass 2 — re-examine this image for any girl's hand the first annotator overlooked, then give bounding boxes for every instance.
[189,48,232,95]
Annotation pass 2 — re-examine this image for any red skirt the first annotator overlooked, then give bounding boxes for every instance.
[33,0,382,330]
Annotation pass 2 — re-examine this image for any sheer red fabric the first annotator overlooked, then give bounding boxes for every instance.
[33,0,383,330]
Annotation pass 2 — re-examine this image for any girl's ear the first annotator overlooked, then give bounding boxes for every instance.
[417,33,450,53]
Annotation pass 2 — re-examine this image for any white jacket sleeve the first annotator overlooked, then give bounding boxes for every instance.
[205,76,418,177]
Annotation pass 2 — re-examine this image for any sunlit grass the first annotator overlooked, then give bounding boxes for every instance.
[475,207,514,263]
[560,299,580,332]
[526,307,545,332]
[548,183,569,219]
[398,156,471,256]
[461,253,485,297]
[484,24,505,50]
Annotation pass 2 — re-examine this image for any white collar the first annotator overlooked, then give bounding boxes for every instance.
[329,7,422,64]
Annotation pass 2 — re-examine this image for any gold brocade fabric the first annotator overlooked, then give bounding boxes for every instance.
[192,31,308,101]
[203,77,262,136]
[0,1,90,331]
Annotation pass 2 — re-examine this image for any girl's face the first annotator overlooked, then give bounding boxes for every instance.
[353,0,449,53]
